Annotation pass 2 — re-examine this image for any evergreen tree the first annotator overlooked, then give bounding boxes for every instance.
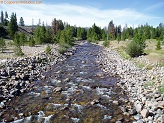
[8,13,18,39]
[87,23,102,42]
[156,40,161,50]
[13,33,20,46]
[77,27,87,40]
[0,37,5,53]
[3,11,9,25]
[45,29,52,43]
[1,11,4,25]
[19,17,25,26]
[58,20,64,30]
[108,20,115,39]
[126,33,146,57]
[29,37,35,47]
[19,33,26,46]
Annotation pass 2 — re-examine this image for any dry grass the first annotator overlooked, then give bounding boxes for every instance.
[0,39,47,60]
[106,39,164,66]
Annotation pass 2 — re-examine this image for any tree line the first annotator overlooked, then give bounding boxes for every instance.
[0,10,163,57]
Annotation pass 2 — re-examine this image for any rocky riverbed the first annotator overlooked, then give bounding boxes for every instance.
[0,41,163,122]
[0,44,73,108]
[97,45,164,123]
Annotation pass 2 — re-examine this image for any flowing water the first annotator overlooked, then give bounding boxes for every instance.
[0,42,133,123]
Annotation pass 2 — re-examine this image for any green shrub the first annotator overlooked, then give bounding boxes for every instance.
[0,37,6,53]
[103,40,109,47]
[156,40,161,50]
[14,46,24,56]
[126,41,144,57]
[45,44,51,54]
[158,86,164,93]
[29,37,35,47]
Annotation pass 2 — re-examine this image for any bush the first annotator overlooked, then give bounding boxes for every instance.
[58,43,71,54]
[14,46,24,56]
[0,37,6,53]
[45,44,51,54]
[156,40,161,50]
[29,37,35,47]
[126,41,144,57]
[103,40,109,47]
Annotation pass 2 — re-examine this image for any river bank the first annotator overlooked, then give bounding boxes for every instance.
[97,44,164,123]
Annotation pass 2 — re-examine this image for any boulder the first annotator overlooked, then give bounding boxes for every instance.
[141,109,149,118]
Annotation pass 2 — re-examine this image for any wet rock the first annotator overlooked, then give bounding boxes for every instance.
[53,87,63,93]
[141,109,149,118]
[0,102,5,109]
[4,116,14,122]
[82,60,86,64]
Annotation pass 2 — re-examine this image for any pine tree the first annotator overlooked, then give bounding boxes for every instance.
[19,17,25,26]
[108,20,115,39]
[3,11,9,26]
[19,33,26,45]
[8,13,18,39]
[1,11,4,24]
[13,33,20,46]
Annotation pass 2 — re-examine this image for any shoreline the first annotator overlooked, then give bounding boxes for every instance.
[97,44,164,122]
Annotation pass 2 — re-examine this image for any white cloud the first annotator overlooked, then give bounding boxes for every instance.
[0,3,162,28]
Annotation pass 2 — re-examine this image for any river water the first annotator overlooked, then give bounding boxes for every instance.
[0,42,133,122]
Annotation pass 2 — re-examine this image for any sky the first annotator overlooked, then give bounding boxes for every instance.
[0,0,164,28]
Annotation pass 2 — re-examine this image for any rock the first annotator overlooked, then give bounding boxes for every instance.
[113,100,119,105]
[141,109,149,118]
[90,99,99,105]
[64,78,70,82]
[0,69,8,76]
[130,108,137,115]
[4,116,14,122]
[137,119,144,123]
[0,102,5,109]
[115,121,122,123]
[135,103,143,113]
[134,114,142,120]
[82,61,86,64]
[53,87,63,93]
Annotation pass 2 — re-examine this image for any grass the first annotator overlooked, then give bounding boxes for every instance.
[158,86,164,93]
[144,81,154,87]
[109,39,164,66]
[58,42,72,54]
[135,61,145,68]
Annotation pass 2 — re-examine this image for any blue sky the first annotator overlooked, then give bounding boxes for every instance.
[0,0,164,28]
